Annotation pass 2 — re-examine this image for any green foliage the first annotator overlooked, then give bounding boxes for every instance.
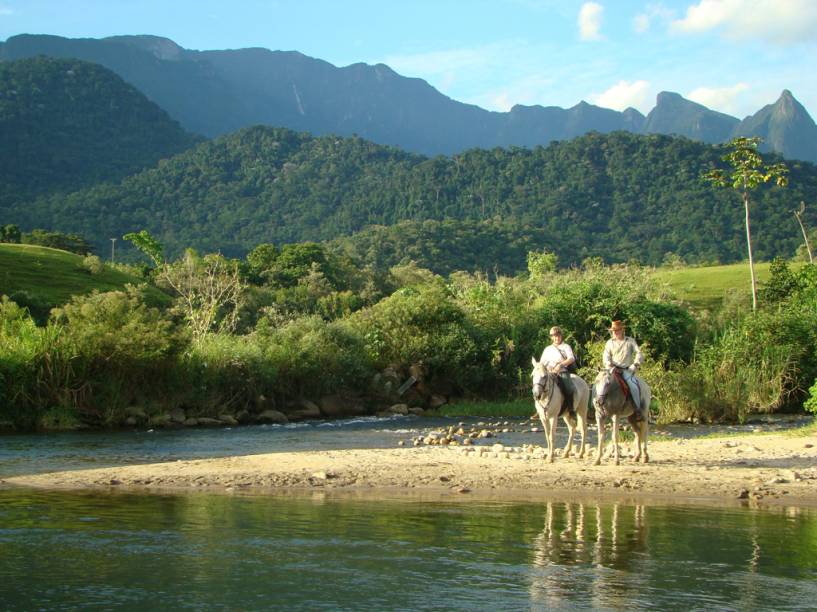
[805,379,817,415]
[0,56,199,206]
[9,128,817,270]
[123,229,164,268]
[527,249,558,278]
[22,229,92,255]
[0,224,21,243]
[82,255,104,275]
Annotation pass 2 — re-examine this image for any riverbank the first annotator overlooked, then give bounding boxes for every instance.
[5,426,817,508]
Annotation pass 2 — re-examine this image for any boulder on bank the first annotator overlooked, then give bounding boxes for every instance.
[257,409,289,424]
[319,395,366,418]
[169,408,186,424]
[284,399,321,421]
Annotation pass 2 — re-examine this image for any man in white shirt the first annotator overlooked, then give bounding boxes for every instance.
[540,326,576,414]
[602,320,644,414]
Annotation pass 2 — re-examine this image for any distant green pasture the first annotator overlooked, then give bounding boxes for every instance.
[651,261,804,311]
[0,243,164,307]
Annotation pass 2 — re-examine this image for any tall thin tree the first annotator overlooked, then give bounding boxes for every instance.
[703,137,789,311]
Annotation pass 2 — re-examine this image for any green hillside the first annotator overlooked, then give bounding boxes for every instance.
[0,244,168,319]
[6,128,816,270]
[652,261,805,310]
[0,56,200,206]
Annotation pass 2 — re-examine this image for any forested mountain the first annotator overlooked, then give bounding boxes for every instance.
[3,34,816,161]
[6,127,816,270]
[0,56,200,206]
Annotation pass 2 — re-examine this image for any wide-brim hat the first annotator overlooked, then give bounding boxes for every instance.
[609,320,625,331]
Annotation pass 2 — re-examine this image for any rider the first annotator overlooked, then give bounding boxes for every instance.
[602,320,645,415]
[540,326,576,414]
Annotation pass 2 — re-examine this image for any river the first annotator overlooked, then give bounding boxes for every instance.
[1,416,815,609]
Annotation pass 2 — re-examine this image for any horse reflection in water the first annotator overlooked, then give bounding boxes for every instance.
[528,502,648,609]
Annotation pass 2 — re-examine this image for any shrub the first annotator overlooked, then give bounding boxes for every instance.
[82,254,105,275]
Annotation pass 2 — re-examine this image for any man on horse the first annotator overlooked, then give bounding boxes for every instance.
[602,320,646,417]
[540,326,576,415]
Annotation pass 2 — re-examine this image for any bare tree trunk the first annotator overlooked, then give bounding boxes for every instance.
[794,202,814,264]
[744,191,758,311]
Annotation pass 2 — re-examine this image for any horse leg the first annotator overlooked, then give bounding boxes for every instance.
[628,414,642,463]
[562,414,575,458]
[594,416,604,465]
[612,415,620,466]
[547,415,557,463]
[576,411,587,459]
[641,418,649,463]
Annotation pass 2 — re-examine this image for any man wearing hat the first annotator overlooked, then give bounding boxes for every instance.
[540,326,576,414]
[603,320,645,414]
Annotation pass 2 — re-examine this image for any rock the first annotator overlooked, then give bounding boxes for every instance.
[257,410,289,424]
[311,471,328,480]
[491,443,505,453]
[196,417,222,427]
[805,443,814,449]
[124,406,147,419]
[408,363,426,381]
[388,403,410,415]
[407,407,425,416]
[319,395,365,418]
[287,400,322,421]
[737,489,750,499]
[124,416,137,426]
[398,440,405,446]
[235,410,251,424]
[184,417,199,426]
[478,429,493,439]
[109,479,122,486]
[218,414,239,426]
[169,408,186,424]
[428,394,447,409]
[457,487,471,494]
[150,413,172,427]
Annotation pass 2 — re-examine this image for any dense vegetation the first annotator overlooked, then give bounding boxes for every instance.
[5,128,815,272]
[0,56,200,206]
[2,223,815,430]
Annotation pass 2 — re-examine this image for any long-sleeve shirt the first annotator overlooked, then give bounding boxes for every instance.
[603,336,643,370]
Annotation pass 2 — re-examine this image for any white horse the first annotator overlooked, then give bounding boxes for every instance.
[531,358,590,463]
[592,369,651,465]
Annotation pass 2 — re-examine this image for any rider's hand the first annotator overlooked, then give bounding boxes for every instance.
[628,364,637,372]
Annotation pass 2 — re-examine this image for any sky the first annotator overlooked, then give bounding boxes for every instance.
[1,0,816,119]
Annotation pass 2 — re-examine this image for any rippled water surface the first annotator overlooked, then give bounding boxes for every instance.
[0,490,815,610]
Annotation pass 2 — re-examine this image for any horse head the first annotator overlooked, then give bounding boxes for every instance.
[531,357,554,401]
[592,369,614,411]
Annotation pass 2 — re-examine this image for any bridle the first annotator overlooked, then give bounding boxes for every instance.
[532,369,556,406]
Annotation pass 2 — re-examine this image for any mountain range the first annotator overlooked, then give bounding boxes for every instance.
[2,33,817,162]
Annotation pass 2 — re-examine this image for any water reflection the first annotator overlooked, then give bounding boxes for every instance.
[529,502,651,608]
[1,490,815,610]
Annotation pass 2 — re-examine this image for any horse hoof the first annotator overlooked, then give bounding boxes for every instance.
[614,459,620,466]
[593,459,601,466]
[548,456,554,464]
[643,455,649,464]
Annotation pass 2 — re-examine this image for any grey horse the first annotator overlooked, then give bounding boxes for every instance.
[592,369,651,465]
[531,358,590,462]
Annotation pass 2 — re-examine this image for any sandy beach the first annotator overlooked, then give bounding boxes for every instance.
[5,426,817,508]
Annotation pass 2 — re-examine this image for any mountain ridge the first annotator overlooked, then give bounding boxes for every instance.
[4,33,815,161]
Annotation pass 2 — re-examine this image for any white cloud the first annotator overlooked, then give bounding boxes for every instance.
[633,3,676,33]
[671,0,817,44]
[578,2,604,41]
[686,82,749,114]
[591,80,650,111]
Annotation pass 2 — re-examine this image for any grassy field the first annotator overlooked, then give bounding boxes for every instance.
[436,398,534,418]
[0,243,166,312]
[651,261,803,311]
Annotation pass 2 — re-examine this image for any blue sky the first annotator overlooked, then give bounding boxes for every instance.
[2,0,816,118]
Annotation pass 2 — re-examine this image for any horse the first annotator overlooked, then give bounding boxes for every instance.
[531,358,590,463]
[591,369,651,465]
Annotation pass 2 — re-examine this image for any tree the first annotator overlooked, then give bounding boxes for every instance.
[158,250,246,339]
[123,230,164,268]
[793,202,814,264]
[0,224,21,244]
[703,137,789,311]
